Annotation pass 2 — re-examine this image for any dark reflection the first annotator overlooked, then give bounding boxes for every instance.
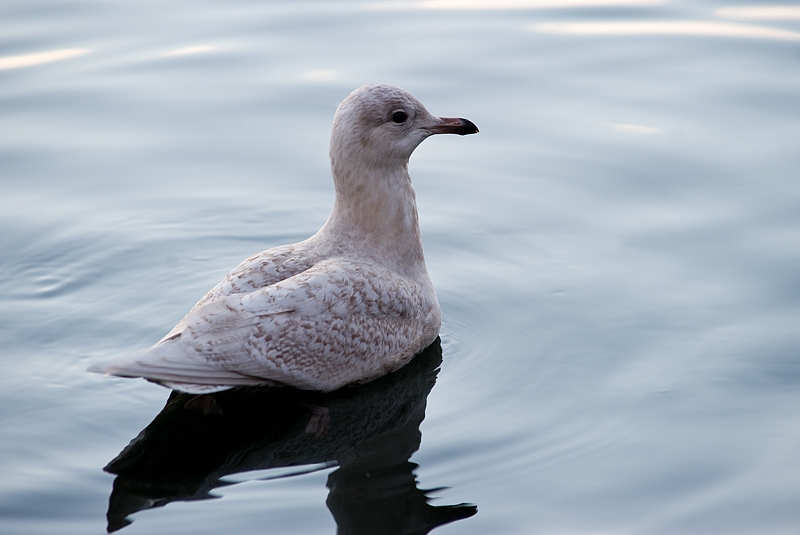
[102,338,476,533]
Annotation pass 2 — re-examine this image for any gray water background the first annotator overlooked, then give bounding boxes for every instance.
[1,0,800,533]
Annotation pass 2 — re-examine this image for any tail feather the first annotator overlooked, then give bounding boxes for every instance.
[87,343,270,392]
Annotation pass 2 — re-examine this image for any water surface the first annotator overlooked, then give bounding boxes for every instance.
[1,0,800,533]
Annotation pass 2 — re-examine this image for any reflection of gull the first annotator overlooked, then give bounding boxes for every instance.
[103,339,477,533]
[88,84,478,393]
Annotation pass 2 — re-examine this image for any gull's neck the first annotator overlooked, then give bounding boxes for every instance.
[315,157,427,279]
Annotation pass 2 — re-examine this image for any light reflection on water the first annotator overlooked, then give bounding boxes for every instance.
[0,48,91,71]
[715,6,800,21]
[1,0,800,533]
[368,0,667,9]
[531,20,800,40]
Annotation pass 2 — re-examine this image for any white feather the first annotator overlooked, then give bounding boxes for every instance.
[88,84,477,393]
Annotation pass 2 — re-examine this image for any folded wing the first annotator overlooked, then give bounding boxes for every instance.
[89,259,433,392]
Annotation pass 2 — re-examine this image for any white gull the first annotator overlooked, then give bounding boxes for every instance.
[88,83,478,394]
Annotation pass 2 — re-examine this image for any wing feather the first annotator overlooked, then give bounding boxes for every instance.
[90,258,437,392]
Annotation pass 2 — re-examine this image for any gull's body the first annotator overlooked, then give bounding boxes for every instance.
[89,84,478,393]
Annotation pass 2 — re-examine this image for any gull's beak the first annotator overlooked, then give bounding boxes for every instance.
[427,116,479,136]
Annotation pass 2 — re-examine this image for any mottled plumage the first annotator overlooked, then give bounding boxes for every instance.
[88,84,478,393]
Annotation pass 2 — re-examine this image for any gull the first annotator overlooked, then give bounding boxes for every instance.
[88,84,478,394]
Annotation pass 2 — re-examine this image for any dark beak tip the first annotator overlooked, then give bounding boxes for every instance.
[457,119,479,136]
[431,117,479,136]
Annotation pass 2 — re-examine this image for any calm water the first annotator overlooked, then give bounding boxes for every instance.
[2,0,800,533]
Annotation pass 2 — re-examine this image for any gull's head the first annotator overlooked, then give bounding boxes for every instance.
[330,84,478,172]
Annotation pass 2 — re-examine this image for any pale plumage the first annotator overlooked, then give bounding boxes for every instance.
[88,84,478,393]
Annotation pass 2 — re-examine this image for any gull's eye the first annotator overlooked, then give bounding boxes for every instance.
[392,111,408,124]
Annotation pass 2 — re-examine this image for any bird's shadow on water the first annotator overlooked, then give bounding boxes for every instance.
[101,337,477,533]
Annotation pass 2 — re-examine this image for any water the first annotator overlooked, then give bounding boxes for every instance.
[1,0,799,533]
